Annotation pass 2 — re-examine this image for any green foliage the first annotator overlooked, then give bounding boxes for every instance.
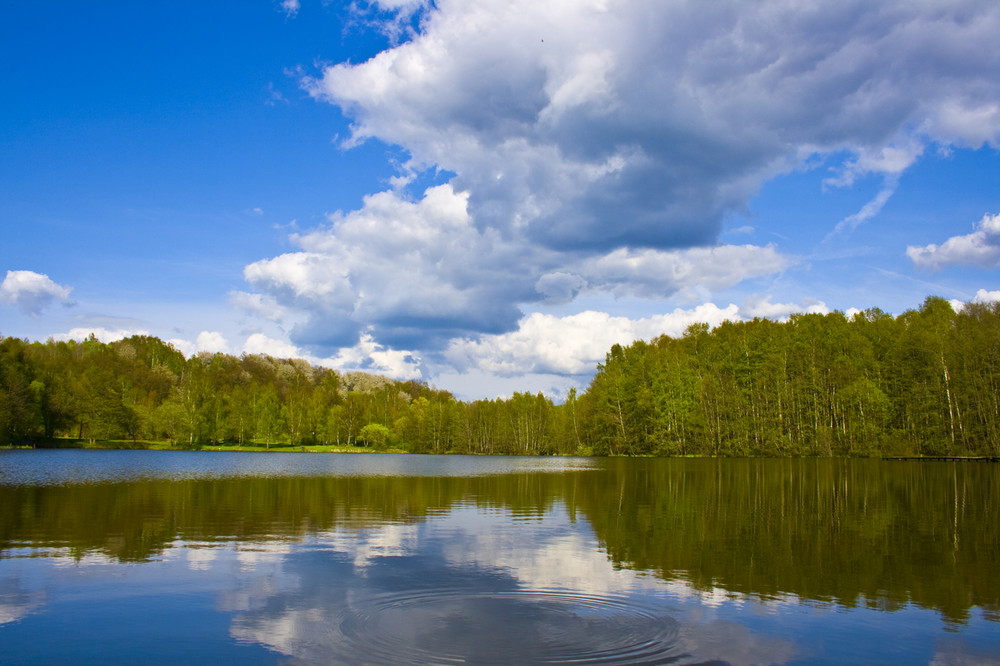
[358,423,392,450]
[2,295,999,456]
[579,297,1000,457]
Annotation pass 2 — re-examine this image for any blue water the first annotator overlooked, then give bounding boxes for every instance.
[0,449,600,485]
[1,451,997,664]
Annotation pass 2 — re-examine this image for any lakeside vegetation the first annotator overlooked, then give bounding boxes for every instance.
[2,439,386,453]
[1,296,998,457]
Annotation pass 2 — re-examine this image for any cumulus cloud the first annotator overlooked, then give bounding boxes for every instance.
[241,0,1000,380]
[244,182,795,355]
[907,213,1000,271]
[551,245,794,301]
[973,288,1000,304]
[245,184,536,351]
[196,331,231,354]
[166,338,197,358]
[231,291,289,323]
[451,304,710,377]
[54,327,147,344]
[740,295,830,320]
[310,0,1000,249]
[445,297,829,379]
[243,333,304,359]
[239,331,423,381]
[0,270,73,316]
[317,332,423,381]
[158,331,422,382]
[50,328,222,361]
[824,141,925,189]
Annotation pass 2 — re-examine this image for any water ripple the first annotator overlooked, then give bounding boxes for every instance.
[333,588,682,664]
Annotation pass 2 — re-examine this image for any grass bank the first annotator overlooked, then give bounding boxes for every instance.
[13,438,397,453]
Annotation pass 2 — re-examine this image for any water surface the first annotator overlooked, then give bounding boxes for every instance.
[1,450,997,664]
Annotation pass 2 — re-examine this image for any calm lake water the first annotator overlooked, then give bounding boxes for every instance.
[1,451,997,664]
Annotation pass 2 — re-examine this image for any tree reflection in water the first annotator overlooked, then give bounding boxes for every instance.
[1,454,998,663]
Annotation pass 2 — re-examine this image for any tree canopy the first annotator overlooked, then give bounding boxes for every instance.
[1,297,998,456]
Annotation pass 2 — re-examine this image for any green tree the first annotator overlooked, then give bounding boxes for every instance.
[358,423,392,450]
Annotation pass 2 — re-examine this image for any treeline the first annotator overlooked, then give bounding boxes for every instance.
[0,332,574,454]
[581,297,1000,456]
[1,296,998,456]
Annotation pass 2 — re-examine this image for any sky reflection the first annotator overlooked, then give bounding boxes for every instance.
[2,455,997,663]
[222,503,797,665]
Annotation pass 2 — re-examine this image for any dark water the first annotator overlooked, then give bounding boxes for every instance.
[0,451,997,664]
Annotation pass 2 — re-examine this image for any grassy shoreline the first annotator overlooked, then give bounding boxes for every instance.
[6,438,396,454]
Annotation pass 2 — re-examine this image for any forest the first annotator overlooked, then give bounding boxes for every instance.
[1,296,998,457]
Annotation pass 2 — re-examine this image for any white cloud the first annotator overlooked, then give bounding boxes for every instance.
[244,252,351,303]
[241,0,1000,386]
[973,288,1000,304]
[245,184,536,350]
[243,333,303,359]
[158,331,423,381]
[431,368,580,402]
[445,297,829,380]
[445,304,740,377]
[922,101,1000,148]
[166,332,234,359]
[907,213,1000,271]
[279,0,299,18]
[828,178,898,238]
[243,182,794,356]
[0,270,73,316]
[824,141,924,189]
[346,0,431,45]
[316,332,423,381]
[309,0,1000,252]
[559,244,794,301]
[739,295,830,320]
[166,338,197,358]
[54,327,147,344]
[196,331,231,354]
[373,0,426,12]
[231,291,289,323]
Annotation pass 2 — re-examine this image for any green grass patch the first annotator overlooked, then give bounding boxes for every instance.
[19,437,402,453]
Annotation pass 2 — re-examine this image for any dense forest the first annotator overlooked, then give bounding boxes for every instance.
[1,296,998,456]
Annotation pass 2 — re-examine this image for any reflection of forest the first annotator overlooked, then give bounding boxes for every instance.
[1,459,996,624]
[578,459,1000,626]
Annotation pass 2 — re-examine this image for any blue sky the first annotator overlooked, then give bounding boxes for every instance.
[2,1,999,400]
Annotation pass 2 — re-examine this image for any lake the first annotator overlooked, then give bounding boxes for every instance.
[1,451,997,664]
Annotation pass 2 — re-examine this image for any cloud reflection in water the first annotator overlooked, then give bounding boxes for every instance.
[224,504,796,665]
